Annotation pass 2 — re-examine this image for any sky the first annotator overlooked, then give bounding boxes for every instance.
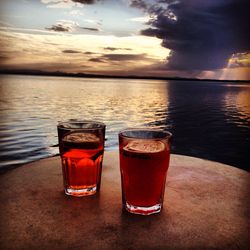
[0,0,249,80]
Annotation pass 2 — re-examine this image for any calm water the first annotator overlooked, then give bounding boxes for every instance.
[0,74,249,171]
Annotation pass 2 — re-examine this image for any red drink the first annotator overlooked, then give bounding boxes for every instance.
[119,129,172,215]
[58,121,105,197]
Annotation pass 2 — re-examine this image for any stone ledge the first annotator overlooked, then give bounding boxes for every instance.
[0,152,249,249]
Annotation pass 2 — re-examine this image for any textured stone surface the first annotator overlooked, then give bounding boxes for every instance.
[0,152,249,250]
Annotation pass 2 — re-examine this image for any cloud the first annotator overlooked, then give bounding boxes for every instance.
[103,47,118,51]
[83,19,103,27]
[128,16,151,23]
[69,10,83,16]
[91,53,148,62]
[0,29,169,76]
[41,0,75,9]
[46,24,71,32]
[103,53,147,61]
[80,27,99,32]
[133,0,250,71]
[130,0,148,10]
[1,61,91,72]
[0,26,57,35]
[103,47,132,51]
[46,20,99,33]
[89,58,104,63]
[41,0,98,8]
[0,21,13,27]
[0,55,10,62]
[228,53,250,68]
[62,50,81,53]
[71,0,96,3]
[45,20,78,32]
[84,51,97,55]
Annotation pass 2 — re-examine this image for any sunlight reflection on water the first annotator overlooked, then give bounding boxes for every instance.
[0,75,170,168]
[0,75,249,171]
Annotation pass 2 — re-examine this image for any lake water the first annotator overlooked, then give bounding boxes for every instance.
[0,74,249,171]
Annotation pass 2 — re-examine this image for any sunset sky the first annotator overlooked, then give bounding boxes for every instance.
[0,0,249,80]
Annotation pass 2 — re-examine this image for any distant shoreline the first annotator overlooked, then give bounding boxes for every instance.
[0,70,249,83]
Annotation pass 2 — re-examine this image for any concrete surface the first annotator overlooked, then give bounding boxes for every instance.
[0,152,249,250]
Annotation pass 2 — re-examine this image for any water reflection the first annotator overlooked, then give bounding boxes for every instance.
[0,75,169,169]
[165,81,250,170]
[224,87,250,126]
[0,75,249,171]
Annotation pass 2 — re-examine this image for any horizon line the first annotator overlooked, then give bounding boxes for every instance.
[0,69,249,83]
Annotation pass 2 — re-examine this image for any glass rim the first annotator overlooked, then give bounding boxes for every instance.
[119,127,172,140]
[57,119,106,130]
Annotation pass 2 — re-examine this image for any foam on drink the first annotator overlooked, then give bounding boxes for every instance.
[123,140,165,154]
[62,132,101,149]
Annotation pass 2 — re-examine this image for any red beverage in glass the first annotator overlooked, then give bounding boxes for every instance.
[119,129,172,215]
[58,121,105,197]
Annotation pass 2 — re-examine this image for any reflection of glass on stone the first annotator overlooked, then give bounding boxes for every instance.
[57,120,105,196]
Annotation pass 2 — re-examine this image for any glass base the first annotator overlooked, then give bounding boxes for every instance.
[125,202,162,215]
[65,186,97,197]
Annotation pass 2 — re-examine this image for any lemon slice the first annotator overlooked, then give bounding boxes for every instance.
[123,140,165,153]
[62,132,101,149]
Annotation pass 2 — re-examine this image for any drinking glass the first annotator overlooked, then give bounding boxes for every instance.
[119,128,172,215]
[58,120,105,196]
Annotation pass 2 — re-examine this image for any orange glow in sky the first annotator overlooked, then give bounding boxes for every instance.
[0,0,249,80]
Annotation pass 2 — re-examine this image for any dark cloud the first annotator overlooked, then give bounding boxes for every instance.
[0,55,9,62]
[45,24,70,32]
[135,0,250,71]
[88,53,148,63]
[103,47,132,51]
[72,0,96,4]
[80,27,99,32]
[45,42,59,46]
[130,0,148,10]
[89,58,104,63]
[102,53,147,61]
[62,50,81,53]
[103,47,120,51]
[84,51,97,55]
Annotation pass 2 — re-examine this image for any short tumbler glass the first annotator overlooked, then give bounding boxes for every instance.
[58,120,105,196]
[119,128,172,215]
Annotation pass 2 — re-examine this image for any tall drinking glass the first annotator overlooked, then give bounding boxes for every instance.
[58,120,105,197]
[119,128,172,215]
